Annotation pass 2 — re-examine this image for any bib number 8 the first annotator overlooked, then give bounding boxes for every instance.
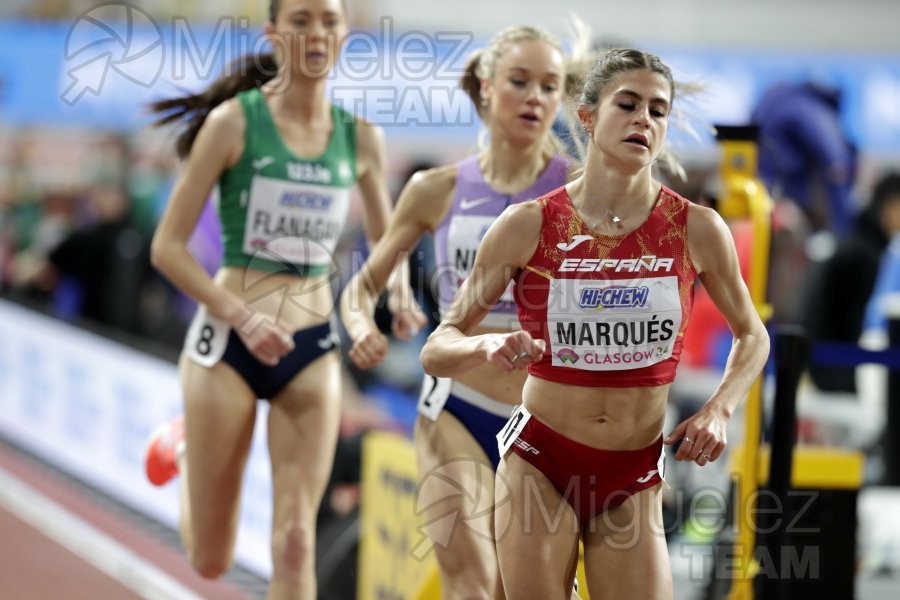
[196,324,215,356]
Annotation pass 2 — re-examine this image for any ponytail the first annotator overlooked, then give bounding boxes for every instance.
[460,49,487,121]
[149,53,278,159]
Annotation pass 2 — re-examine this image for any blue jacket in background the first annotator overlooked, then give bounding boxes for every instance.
[752,82,857,234]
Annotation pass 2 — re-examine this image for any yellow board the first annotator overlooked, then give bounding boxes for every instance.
[730,444,864,490]
[359,431,603,600]
[358,431,436,600]
[412,564,441,600]
[576,550,589,598]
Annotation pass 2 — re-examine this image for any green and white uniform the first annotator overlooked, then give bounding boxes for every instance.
[218,88,357,275]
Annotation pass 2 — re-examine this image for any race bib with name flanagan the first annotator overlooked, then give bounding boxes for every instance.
[243,175,350,266]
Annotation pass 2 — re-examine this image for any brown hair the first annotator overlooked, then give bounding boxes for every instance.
[149,53,279,158]
[571,48,688,177]
[579,48,675,112]
[148,0,348,159]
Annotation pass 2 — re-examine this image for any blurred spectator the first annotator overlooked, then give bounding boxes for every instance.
[0,188,15,289]
[803,172,900,392]
[752,81,857,235]
[8,190,77,293]
[44,184,152,333]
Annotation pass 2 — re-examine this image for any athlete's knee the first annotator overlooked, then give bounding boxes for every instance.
[189,549,232,580]
[435,553,495,598]
[444,577,498,600]
[272,518,315,577]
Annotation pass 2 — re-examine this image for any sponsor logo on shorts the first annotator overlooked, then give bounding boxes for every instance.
[317,331,340,350]
[636,469,659,484]
[513,438,539,455]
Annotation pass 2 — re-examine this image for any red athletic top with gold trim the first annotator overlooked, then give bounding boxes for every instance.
[514,184,697,387]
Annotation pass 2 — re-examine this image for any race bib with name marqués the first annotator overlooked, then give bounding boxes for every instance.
[243,176,350,266]
[547,275,682,371]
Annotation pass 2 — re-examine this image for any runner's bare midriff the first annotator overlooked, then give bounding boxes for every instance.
[522,375,669,450]
[216,266,334,331]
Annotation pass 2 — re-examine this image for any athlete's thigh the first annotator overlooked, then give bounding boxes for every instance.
[582,484,671,600]
[414,413,498,574]
[268,351,342,516]
[495,452,580,600]
[180,355,258,548]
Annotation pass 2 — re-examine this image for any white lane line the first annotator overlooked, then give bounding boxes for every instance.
[0,466,202,600]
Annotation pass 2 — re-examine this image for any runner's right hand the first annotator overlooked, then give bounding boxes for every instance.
[484,330,546,372]
[231,308,295,366]
[349,325,388,370]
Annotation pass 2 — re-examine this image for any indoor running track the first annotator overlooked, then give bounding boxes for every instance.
[0,437,264,600]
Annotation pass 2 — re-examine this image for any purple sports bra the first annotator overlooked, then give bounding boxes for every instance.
[432,154,569,329]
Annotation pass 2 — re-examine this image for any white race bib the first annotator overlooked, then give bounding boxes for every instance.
[243,175,350,265]
[496,404,532,457]
[184,306,230,368]
[417,375,453,421]
[547,275,682,371]
[446,215,515,301]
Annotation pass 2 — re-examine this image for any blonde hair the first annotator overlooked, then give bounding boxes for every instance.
[459,22,594,162]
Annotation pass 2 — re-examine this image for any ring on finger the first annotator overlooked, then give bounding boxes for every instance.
[683,436,694,444]
[702,454,712,461]
[512,351,530,361]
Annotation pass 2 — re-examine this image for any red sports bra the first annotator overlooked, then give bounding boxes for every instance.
[514,184,697,387]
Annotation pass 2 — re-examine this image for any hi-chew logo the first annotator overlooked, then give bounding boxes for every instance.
[579,286,650,310]
[279,191,332,210]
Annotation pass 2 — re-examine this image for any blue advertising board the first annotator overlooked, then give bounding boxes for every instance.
[1,14,899,152]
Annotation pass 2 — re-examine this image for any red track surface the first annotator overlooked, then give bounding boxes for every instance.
[0,441,255,599]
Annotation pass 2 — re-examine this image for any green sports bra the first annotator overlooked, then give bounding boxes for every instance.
[217,88,357,275]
